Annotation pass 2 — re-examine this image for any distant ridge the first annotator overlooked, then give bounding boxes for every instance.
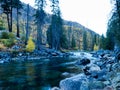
[17,2,99,35]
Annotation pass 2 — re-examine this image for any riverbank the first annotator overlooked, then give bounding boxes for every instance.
[0,49,72,63]
[52,50,120,90]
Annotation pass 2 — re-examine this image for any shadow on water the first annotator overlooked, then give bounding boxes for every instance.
[0,57,81,90]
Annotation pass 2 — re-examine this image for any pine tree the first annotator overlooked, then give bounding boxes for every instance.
[107,0,120,48]
[0,0,12,32]
[99,34,107,49]
[25,4,30,45]
[68,25,73,49]
[13,0,23,37]
[71,35,76,49]
[0,0,22,33]
[83,31,87,51]
[60,29,68,49]
[35,0,46,50]
[47,0,63,50]
[106,28,115,50]
[91,33,95,51]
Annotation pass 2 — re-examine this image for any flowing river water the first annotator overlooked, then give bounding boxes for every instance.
[0,55,83,90]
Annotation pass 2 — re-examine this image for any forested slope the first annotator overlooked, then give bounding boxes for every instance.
[0,2,100,51]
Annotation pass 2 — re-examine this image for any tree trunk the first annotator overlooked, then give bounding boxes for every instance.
[36,21,42,50]
[16,7,20,37]
[6,13,11,32]
[9,0,13,32]
[91,33,95,51]
[51,22,56,50]
[25,4,29,45]
[83,31,87,51]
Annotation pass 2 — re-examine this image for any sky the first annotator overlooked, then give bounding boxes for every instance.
[20,0,112,35]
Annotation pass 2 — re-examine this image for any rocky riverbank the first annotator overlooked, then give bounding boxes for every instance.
[52,50,120,90]
[0,49,72,63]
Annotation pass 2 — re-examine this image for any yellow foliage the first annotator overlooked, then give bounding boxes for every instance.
[26,37,35,52]
[94,44,99,51]
[0,43,6,51]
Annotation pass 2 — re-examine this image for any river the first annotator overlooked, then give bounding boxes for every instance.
[0,56,82,90]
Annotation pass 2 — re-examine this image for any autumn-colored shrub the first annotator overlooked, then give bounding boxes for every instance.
[0,43,6,50]
[94,44,99,51]
[26,37,35,52]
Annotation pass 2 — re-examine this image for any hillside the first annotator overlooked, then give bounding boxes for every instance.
[0,2,100,51]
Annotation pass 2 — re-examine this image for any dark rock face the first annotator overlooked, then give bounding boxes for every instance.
[83,66,91,75]
[76,58,90,66]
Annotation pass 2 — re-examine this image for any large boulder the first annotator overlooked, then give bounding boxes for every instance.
[59,74,88,90]
[59,73,107,90]
[83,64,101,76]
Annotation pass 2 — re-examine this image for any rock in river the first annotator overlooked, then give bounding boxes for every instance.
[76,58,90,66]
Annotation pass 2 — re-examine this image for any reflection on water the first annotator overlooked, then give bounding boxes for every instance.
[0,57,81,90]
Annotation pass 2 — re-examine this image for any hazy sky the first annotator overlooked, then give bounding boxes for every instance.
[20,0,112,35]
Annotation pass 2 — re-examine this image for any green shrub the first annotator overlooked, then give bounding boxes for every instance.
[8,32,15,39]
[0,27,5,30]
[0,32,15,39]
[0,39,15,47]
[26,37,35,52]
[1,32,9,39]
